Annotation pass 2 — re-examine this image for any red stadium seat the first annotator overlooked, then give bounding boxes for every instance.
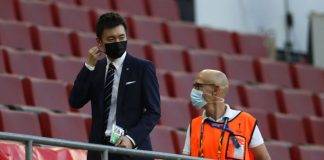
[200,27,236,54]
[31,25,73,56]
[277,89,316,117]
[160,97,191,130]
[239,84,280,112]
[0,74,26,105]
[150,125,176,153]
[165,21,201,48]
[112,0,148,16]
[269,113,307,144]
[156,70,169,97]
[167,71,195,98]
[70,31,97,57]
[291,64,324,92]
[52,3,93,32]
[147,44,186,72]
[17,0,55,26]
[304,116,324,145]
[0,0,18,20]
[226,79,243,107]
[44,55,83,83]
[234,33,269,58]
[0,50,7,73]
[247,109,271,140]
[172,130,186,154]
[221,55,257,83]
[128,16,165,44]
[265,141,292,160]
[255,58,293,88]
[185,49,222,72]
[39,112,88,142]
[127,39,148,59]
[23,77,70,112]
[79,0,113,10]
[146,0,180,20]
[52,0,78,5]
[291,145,324,160]
[3,48,47,79]
[0,20,33,50]
[0,109,42,136]
[314,93,324,117]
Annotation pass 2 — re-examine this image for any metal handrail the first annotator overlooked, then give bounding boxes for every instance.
[0,132,203,160]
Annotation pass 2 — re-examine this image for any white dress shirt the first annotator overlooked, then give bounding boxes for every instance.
[85,52,136,146]
[182,105,264,155]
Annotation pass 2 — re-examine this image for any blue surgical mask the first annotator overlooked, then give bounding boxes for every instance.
[190,88,207,109]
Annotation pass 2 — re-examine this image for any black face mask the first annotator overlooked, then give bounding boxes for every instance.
[105,41,127,59]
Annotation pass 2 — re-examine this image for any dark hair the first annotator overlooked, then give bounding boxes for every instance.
[95,12,127,39]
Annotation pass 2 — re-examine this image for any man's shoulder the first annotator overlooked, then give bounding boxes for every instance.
[127,52,154,67]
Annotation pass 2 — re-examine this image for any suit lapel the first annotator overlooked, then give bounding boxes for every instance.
[117,53,132,110]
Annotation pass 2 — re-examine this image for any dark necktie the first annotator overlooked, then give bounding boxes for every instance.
[103,63,115,130]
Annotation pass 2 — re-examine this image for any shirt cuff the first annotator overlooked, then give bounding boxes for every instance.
[84,62,95,71]
[125,135,136,147]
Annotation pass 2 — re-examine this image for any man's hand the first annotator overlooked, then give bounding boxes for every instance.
[115,136,134,149]
[86,46,103,67]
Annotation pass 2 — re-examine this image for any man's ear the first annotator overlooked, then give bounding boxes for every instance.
[96,38,102,46]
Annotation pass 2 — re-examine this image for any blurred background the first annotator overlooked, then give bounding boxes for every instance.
[0,0,323,159]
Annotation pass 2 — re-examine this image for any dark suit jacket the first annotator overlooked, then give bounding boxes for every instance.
[69,53,161,160]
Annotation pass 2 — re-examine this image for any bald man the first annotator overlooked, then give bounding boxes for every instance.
[183,69,271,160]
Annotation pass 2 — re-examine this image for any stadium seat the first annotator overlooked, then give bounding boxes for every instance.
[0,109,42,136]
[51,0,78,5]
[156,70,169,97]
[3,48,47,79]
[269,113,307,144]
[52,3,93,32]
[146,0,180,21]
[221,55,257,83]
[185,49,222,72]
[150,125,176,153]
[291,145,324,160]
[314,93,324,117]
[226,79,243,107]
[31,25,73,56]
[112,0,148,16]
[0,20,33,50]
[239,84,280,112]
[147,44,186,72]
[0,0,18,20]
[23,77,70,112]
[277,89,317,117]
[17,0,55,26]
[234,33,269,58]
[199,27,236,54]
[128,16,165,44]
[44,55,83,83]
[265,141,292,160]
[172,130,186,154]
[165,21,201,49]
[70,31,96,57]
[255,58,293,88]
[304,116,324,145]
[0,74,26,105]
[167,71,195,98]
[79,0,113,10]
[0,50,7,73]
[291,64,324,93]
[39,112,88,142]
[247,108,271,140]
[160,97,191,130]
[127,39,148,59]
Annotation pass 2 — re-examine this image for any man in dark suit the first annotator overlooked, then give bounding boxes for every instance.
[69,12,161,160]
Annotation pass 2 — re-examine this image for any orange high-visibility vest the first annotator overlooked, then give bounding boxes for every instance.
[190,111,257,160]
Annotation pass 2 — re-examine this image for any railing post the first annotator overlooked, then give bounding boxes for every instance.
[102,149,109,160]
[25,140,33,160]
